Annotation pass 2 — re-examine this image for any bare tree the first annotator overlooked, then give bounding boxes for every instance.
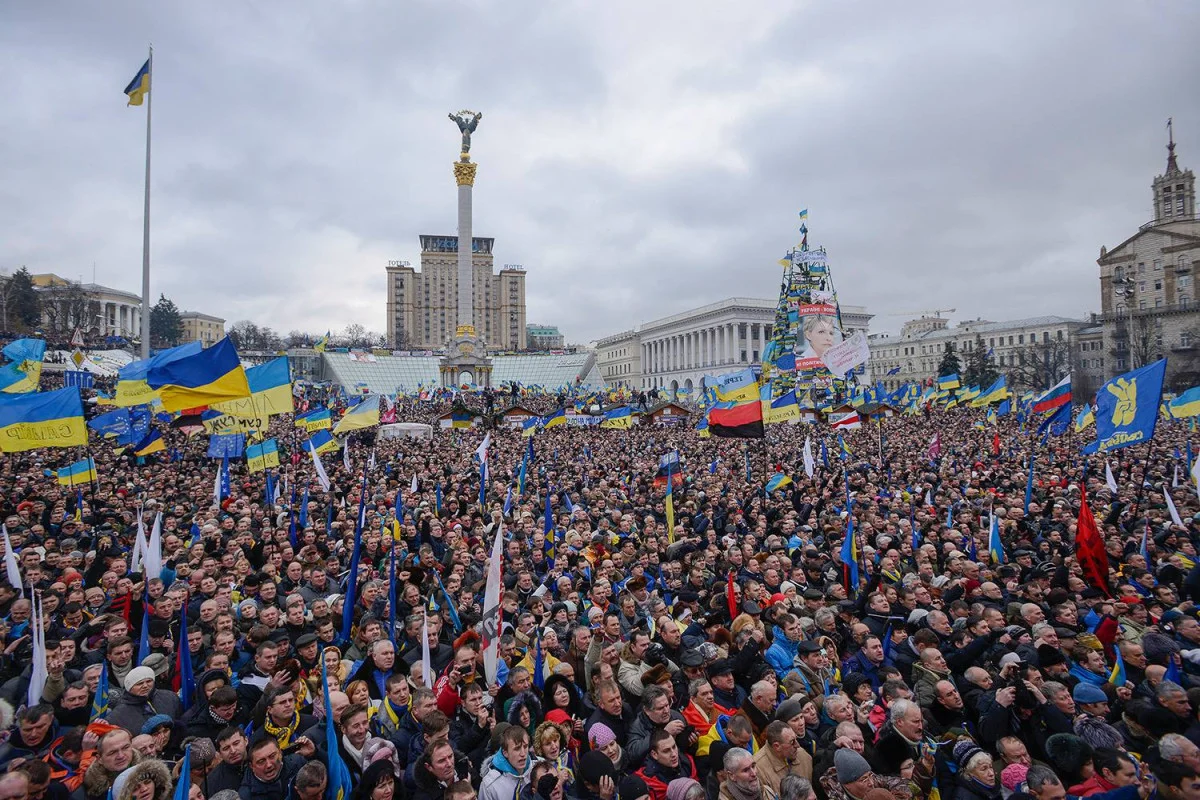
[1004,338,1074,393]
[1125,314,1163,369]
[41,282,92,337]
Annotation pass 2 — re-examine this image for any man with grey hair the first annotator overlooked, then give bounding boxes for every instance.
[872,698,924,775]
[1161,732,1200,772]
[777,775,814,800]
[1024,765,1064,799]
[1157,680,1192,722]
[720,748,764,800]
[736,681,777,748]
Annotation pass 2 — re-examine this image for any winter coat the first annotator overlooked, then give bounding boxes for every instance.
[71,751,144,800]
[115,759,173,800]
[479,750,531,800]
[105,689,182,736]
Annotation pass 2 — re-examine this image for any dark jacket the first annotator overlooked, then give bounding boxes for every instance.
[626,708,691,767]
[105,689,182,736]
[238,752,307,800]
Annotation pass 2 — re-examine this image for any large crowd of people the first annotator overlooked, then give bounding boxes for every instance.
[0,386,1196,800]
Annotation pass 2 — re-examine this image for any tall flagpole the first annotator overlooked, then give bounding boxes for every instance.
[139,45,153,360]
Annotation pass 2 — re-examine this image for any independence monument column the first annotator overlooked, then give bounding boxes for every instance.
[439,110,493,389]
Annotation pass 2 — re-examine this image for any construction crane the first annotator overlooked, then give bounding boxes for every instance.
[883,308,956,318]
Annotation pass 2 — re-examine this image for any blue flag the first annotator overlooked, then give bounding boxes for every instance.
[90,662,109,721]
[1092,359,1167,452]
[136,588,152,664]
[340,472,369,642]
[178,606,194,711]
[172,746,191,800]
[1024,455,1034,514]
[543,486,554,534]
[388,534,397,644]
[322,654,354,800]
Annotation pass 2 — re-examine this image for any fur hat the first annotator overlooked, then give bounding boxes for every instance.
[1044,734,1094,779]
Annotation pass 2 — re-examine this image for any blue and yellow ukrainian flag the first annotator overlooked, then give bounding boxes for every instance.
[600,406,633,430]
[124,59,150,106]
[1109,646,1127,686]
[295,407,332,431]
[450,410,473,429]
[0,387,87,452]
[521,416,540,437]
[246,439,280,473]
[695,414,710,438]
[133,429,166,457]
[57,458,97,486]
[765,472,792,493]
[972,376,1008,406]
[146,337,250,413]
[0,338,46,394]
[334,396,380,434]
[838,433,852,460]
[713,368,760,404]
[213,356,293,420]
[938,373,961,390]
[314,331,330,353]
[541,408,566,428]
[1075,404,1096,432]
[306,429,338,454]
[766,390,801,425]
[1169,386,1200,419]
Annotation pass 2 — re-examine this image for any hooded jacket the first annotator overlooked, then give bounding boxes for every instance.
[115,759,173,800]
[763,626,799,680]
[105,688,182,737]
[74,750,144,800]
[479,750,531,800]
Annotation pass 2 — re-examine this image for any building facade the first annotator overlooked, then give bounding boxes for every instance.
[180,312,226,346]
[601,298,871,395]
[869,314,1089,393]
[526,324,564,350]
[1095,128,1200,389]
[594,329,641,388]
[385,237,527,352]
[31,273,143,340]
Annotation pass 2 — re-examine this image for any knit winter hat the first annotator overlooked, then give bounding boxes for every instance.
[1002,763,1029,792]
[123,666,156,692]
[588,722,616,749]
[952,740,984,771]
[579,750,617,787]
[834,748,872,784]
[618,775,649,800]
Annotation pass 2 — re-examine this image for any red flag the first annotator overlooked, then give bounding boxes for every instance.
[992,433,1001,456]
[1075,484,1111,597]
[726,571,737,622]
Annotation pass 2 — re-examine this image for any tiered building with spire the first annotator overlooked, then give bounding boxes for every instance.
[1095,120,1200,389]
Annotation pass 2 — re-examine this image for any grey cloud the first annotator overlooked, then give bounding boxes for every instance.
[1,1,1197,344]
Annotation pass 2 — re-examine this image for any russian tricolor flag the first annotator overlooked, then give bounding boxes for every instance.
[1032,376,1071,414]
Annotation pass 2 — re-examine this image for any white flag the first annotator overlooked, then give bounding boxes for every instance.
[2,525,22,598]
[803,437,815,478]
[1105,461,1119,495]
[1192,456,1200,502]
[213,468,222,508]
[309,443,331,492]
[130,511,145,575]
[27,592,46,707]
[142,513,163,582]
[411,475,418,495]
[1175,465,1181,489]
[820,331,871,378]
[1165,488,1185,528]
[343,441,351,473]
[368,449,377,472]
[421,607,434,689]
[481,523,505,685]
[475,432,491,464]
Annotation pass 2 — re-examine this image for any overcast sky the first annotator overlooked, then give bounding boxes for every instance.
[3,2,1197,344]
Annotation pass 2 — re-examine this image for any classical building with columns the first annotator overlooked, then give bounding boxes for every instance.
[31,273,143,340]
[594,297,872,395]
